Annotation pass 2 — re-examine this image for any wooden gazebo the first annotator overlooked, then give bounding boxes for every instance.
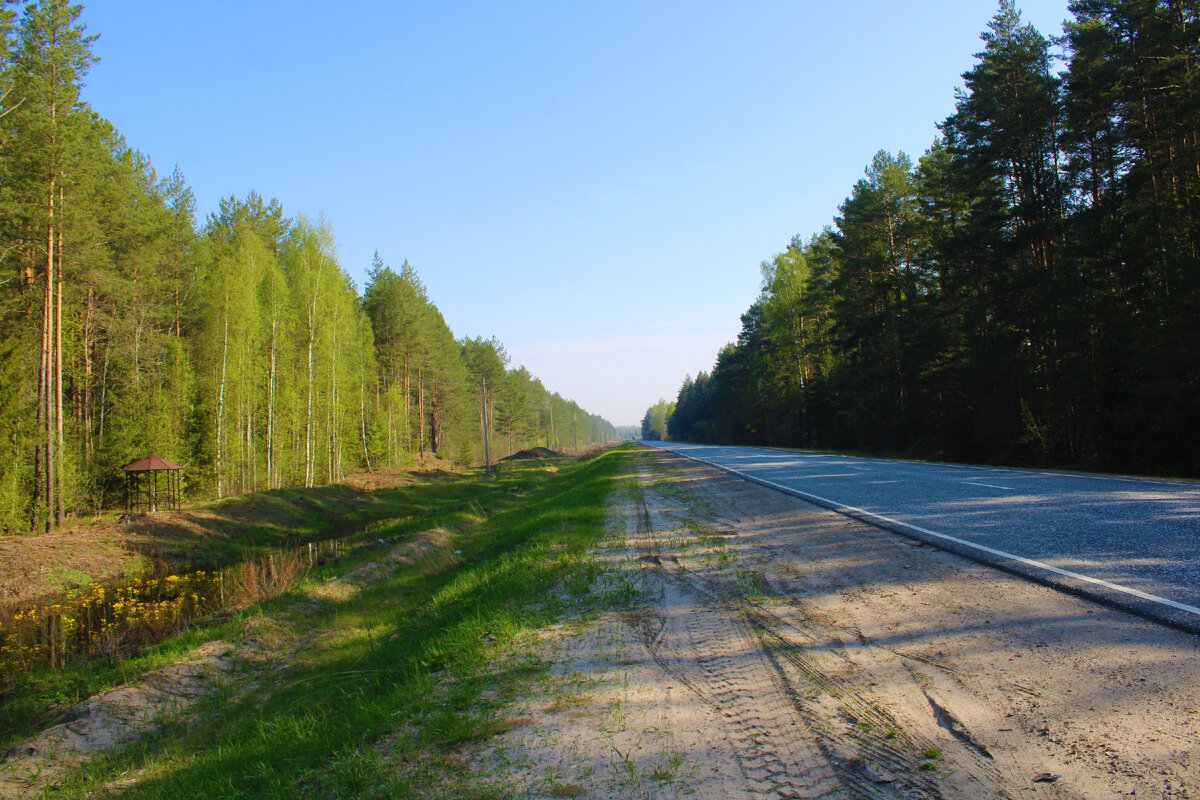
[123,453,182,513]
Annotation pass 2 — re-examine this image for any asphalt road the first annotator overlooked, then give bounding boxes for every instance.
[642,441,1200,633]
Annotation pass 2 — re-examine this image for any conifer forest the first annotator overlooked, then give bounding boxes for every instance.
[0,1,616,534]
[659,1,1200,478]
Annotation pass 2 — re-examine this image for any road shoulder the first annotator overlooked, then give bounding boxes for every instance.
[475,449,1200,799]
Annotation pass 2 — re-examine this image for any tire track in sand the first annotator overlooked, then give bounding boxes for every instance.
[630,463,991,800]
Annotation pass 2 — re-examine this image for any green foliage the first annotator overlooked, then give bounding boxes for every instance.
[672,0,1200,476]
[17,447,634,798]
[640,399,674,441]
[0,6,616,529]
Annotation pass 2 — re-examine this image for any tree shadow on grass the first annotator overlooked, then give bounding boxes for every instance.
[40,452,630,799]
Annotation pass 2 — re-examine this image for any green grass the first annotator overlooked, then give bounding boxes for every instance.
[0,460,579,744]
[0,619,243,749]
[26,445,635,799]
[100,465,508,576]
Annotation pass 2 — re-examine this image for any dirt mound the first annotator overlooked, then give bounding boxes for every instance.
[308,528,460,602]
[341,469,416,491]
[0,640,236,798]
[501,447,561,461]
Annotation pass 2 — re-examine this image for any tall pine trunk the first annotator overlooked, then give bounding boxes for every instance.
[403,360,411,456]
[97,342,108,451]
[33,281,47,532]
[417,368,425,455]
[42,174,56,533]
[56,281,64,527]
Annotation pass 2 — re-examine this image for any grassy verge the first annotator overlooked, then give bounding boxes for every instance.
[32,444,634,799]
[0,458,570,743]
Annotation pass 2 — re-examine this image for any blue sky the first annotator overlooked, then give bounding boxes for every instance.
[80,1,1072,426]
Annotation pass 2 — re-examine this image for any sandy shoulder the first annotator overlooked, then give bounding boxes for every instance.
[472,449,1200,800]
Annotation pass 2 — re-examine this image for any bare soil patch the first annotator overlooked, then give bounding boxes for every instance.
[306,527,460,603]
[0,528,141,606]
[0,640,238,798]
[502,447,562,461]
[474,449,1200,799]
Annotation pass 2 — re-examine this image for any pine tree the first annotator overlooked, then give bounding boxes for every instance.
[939,1,1070,462]
[829,150,929,451]
[4,0,96,530]
[1063,0,1200,471]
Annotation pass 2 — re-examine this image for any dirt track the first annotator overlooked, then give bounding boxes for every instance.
[477,449,1200,799]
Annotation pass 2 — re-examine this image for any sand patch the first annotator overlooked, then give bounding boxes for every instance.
[0,640,236,798]
[468,449,1200,799]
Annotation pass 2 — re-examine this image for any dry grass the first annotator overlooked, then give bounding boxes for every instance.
[0,529,142,608]
[222,550,310,606]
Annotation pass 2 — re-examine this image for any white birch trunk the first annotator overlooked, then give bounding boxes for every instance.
[267,311,277,489]
[216,300,229,499]
[360,372,372,472]
[304,265,321,488]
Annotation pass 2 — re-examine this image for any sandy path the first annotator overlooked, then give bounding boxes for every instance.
[476,449,1200,799]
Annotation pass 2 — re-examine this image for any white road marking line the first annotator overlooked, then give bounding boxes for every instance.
[848,466,869,471]
[963,481,1016,491]
[656,445,1200,621]
[682,442,1200,491]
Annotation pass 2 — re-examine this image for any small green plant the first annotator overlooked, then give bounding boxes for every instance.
[733,568,772,602]
[646,748,687,782]
[610,743,637,775]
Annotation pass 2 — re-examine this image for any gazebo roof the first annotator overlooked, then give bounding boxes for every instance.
[123,453,181,472]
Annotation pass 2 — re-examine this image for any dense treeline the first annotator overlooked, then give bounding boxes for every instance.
[0,0,615,534]
[661,0,1200,477]
[640,400,674,442]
